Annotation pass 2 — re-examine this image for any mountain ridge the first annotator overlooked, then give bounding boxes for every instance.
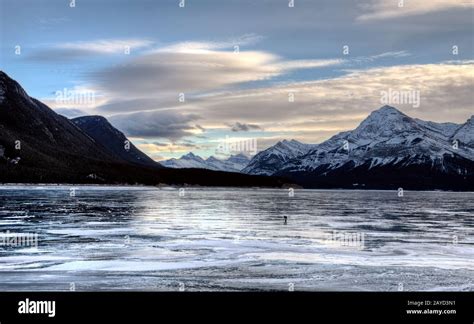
[72,115,161,168]
[244,105,474,190]
[161,152,250,172]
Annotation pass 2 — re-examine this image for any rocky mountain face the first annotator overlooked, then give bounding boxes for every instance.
[244,106,474,190]
[0,71,124,182]
[72,115,160,168]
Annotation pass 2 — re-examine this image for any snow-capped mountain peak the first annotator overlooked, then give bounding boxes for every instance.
[182,152,204,161]
[350,105,417,141]
[242,139,316,175]
[275,139,309,151]
[161,153,250,172]
[227,153,251,164]
[244,106,474,186]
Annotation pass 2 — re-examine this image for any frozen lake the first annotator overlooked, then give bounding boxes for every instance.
[0,186,472,291]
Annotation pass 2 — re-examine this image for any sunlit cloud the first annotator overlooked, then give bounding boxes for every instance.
[160,61,473,144]
[358,0,472,21]
[272,59,345,70]
[89,42,347,114]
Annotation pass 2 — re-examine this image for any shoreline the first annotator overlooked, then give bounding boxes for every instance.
[0,183,473,193]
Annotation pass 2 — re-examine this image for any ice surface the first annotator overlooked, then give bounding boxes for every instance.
[0,187,472,291]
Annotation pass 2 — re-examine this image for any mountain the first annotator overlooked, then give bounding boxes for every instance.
[72,115,160,168]
[0,71,289,187]
[245,106,474,190]
[161,152,208,169]
[161,153,250,172]
[0,70,129,182]
[224,153,252,171]
[452,116,474,148]
[242,139,316,175]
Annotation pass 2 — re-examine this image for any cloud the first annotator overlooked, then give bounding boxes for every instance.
[375,51,409,58]
[91,50,281,96]
[272,59,345,71]
[229,122,263,132]
[358,0,471,21]
[85,36,344,119]
[38,17,71,26]
[89,41,345,115]
[341,51,411,65]
[153,33,263,54]
[27,39,153,61]
[58,39,154,53]
[137,141,206,158]
[108,110,201,140]
[195,124,206,132]
[366,51,411,60]
[94,98,179,114]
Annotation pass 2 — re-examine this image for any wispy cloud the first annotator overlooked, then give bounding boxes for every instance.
[368,51,411,60]
[272,59,345,71]
[27,39,154,61]
[358,0,472,21]
[57,39,154,53]
[91,50,282,97]
[152,33,263,54]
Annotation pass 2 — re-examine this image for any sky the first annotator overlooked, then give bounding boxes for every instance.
[0,0,473,161]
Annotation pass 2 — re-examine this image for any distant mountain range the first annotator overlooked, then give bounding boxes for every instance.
[244,106,474,190]
[0,71,288,188]
[147,105,474,190]
[161,152,250,172]
[1,70,472,190]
